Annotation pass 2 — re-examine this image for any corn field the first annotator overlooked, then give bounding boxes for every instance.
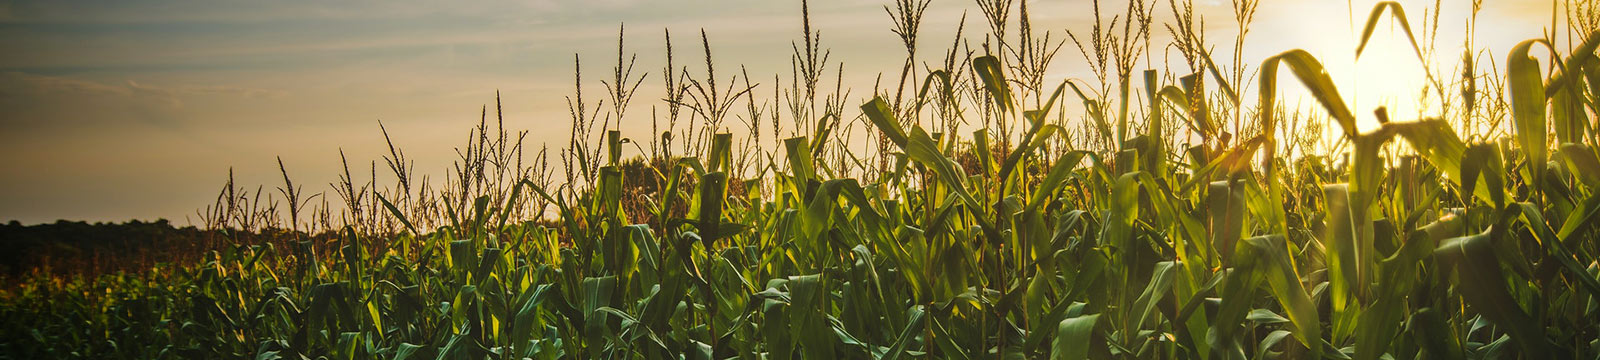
[4,0,1600,359]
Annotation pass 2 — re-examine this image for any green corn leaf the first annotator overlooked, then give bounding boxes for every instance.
[1129,261,1178,332]
[973,55,1013,113]
[881,305,928,360]
[1406,308,1463,359]
[1460,142,1507,207]
[1255,330,1294,360]
[788,274,835,359]
[1067,80,1113,142]
[1355,2,1424,61]
[1050,313,1100,360]
[696,171,728,249]
[785,136,817,187]
[1544,29,1600,98]
[376,193,420,236]
[511,284,557,343]
[862,97,908,148]
[1208,179,1245,265]
[708,132,732,173]
[1237,235,1320,356]
[597,167,624,222]
[1433,228,1550,357]
[393,343,430,360]
[1508,39,1550,189]
[1260,50,1357,138]
[1559,143,1600,188]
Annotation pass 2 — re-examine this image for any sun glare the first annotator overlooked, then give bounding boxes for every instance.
[1348,29,1434,132]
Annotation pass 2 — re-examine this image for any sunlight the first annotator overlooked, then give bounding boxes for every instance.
[4,0,1597,358]
[1348,28,1434,132]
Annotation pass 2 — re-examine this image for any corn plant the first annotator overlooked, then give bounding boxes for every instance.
[4,1,1600,359]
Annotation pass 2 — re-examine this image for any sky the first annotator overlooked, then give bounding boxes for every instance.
[0,0,1562,225]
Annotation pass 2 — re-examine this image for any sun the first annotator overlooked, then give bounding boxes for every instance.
[1334,0,1478,134]
[1348,34,1434,132]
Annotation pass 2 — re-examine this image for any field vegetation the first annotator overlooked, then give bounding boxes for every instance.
[4,0,1600,358]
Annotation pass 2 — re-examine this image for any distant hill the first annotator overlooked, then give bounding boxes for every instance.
[0,219,271,282]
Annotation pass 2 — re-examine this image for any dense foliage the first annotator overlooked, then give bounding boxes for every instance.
[5,0,1600,359]
[0,220,294,281]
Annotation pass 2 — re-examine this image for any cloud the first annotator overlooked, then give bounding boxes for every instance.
[123,79,284,102]
[0,71,278,96]
[0,72,286,131]
[0,71,127,95]
[0,0,690,74]
[0,0,736,29]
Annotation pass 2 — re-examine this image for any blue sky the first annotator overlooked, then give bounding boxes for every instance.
[0,0,1558,224]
